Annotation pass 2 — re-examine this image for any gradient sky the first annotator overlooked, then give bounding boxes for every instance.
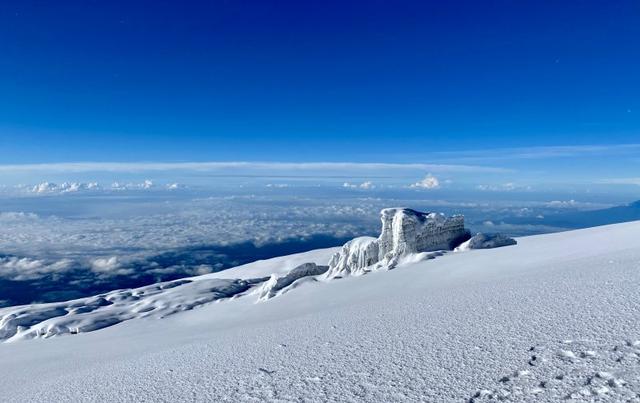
[0,1,639,191]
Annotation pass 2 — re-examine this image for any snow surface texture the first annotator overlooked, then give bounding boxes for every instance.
[455,232,518,251]
[1,222,639,402]
[326,208,470,278]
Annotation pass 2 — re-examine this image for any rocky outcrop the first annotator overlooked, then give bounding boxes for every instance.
[257,262,329,301]
[454,233,517,251]
[326,208,470,278]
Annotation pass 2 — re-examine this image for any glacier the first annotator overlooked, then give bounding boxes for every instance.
[325,208,470,278]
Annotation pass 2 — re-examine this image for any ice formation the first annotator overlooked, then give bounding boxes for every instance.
[0,278,263,342]
[326,208,470,278]
[257,262,328,301]
[454,233,517,251]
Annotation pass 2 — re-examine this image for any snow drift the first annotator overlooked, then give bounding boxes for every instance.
[257,262,328,301]
[455,232,518,251]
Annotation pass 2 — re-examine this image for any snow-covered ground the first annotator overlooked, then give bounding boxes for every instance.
[1,222,639,402]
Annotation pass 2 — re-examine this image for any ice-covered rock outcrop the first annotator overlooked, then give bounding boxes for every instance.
[326,237,380,278]
[454,233,517,251]
[326,208,470,278]
[257,262,329,301]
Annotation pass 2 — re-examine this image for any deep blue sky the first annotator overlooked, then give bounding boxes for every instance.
[0,0,639,164]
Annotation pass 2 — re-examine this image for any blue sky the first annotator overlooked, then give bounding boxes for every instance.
[0,1,639,193]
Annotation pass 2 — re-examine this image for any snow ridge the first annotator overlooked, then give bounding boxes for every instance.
[0,277,264,342]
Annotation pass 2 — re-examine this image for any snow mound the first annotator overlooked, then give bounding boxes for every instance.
[0,278,261,342]
[257,262,328,301]
[455,232,517,251]
[326,208,469,278]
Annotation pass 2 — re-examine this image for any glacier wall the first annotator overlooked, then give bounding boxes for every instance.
[326,208,470,278]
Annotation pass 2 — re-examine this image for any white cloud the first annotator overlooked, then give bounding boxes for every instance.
[476,183,532,192]
[410,175,440,189]
[343,181,375,190]
[90,257,134,276]
[432,143,640,163]
[29,182,100,194]
[166,183,187,190]
[32,182,57,194]
[266,183,289,188]
[0,256,72,281]
[91,257,120,272]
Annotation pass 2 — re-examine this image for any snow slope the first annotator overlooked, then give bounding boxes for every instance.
[1,222,639,402]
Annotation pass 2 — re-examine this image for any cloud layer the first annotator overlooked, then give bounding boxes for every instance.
[0,187,617,307]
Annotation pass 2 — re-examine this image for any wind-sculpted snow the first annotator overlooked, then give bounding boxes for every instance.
[257,263,329,301]
[0,278,259,342]
[326,208,470,278]
[455,232,517,251]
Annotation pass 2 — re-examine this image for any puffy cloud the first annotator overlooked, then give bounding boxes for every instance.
[0,256,73,281]
[343,181,375,190]
[91,257,121,273]
[111,180,156,190]
[32,182,57,193]
[166,183,186,190]
[410,175,440,189]
[4,180,188,195]
[30,182,100,194]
